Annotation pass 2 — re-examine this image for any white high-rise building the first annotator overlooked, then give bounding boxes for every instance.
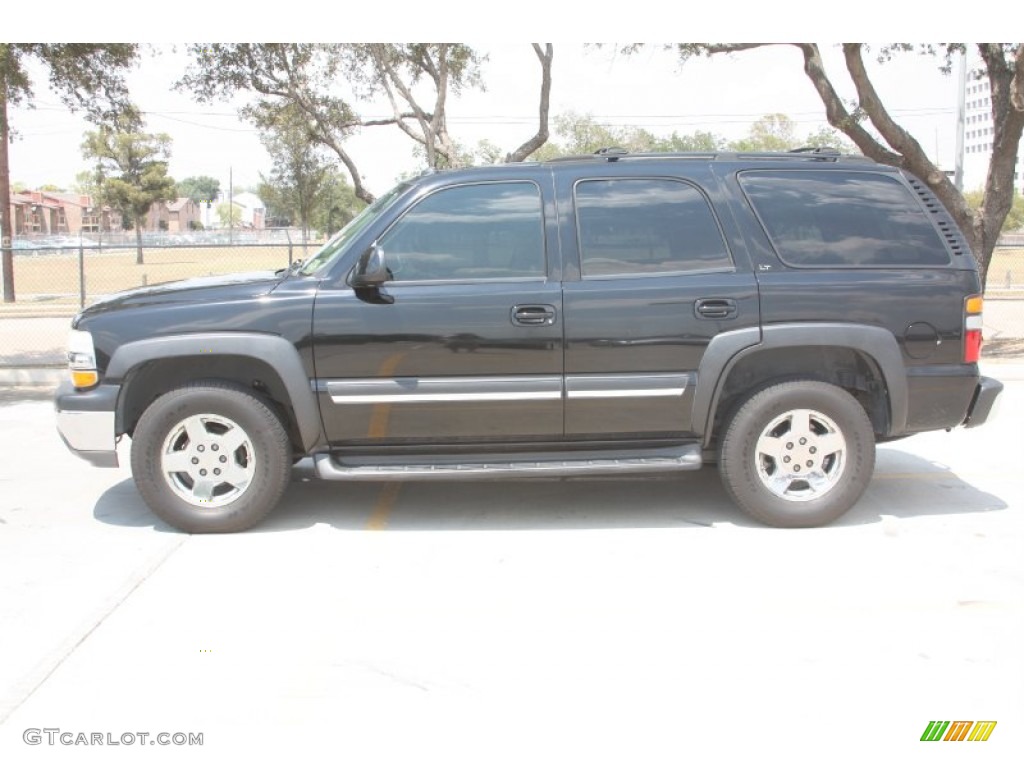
[961,62,1023,194]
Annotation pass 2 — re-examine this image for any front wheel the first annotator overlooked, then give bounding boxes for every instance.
[718,381,876,527]
[130,381,292,533]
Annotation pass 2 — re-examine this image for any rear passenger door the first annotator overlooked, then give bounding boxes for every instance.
[557,165,760,438]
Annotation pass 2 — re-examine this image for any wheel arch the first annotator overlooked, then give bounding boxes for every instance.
[107,333,323,452]
[693,323,907,446]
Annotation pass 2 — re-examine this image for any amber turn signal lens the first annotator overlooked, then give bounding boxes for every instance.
[965,295,983,314]
[71,370,99,388]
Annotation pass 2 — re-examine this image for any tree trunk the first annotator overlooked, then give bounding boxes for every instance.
[0,68,15,302]
[506,44,554,163]
[963,210,999,294]
[134,220,144,265]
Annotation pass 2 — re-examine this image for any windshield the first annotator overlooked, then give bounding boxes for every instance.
[297,181,411,276]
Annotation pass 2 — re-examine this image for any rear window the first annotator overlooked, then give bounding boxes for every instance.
[739,170,951,267]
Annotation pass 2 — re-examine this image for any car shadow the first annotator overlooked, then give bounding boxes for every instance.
[92,446,1007,533]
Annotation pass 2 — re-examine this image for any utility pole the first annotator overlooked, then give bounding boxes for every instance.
[228,166,233,246]
[954,49,967,192]
[1,64,15,302]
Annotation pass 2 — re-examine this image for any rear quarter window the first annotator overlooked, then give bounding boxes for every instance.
[739,170,951,267]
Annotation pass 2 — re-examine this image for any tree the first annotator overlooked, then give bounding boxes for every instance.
[673,43,1024,288]
[260,169,364,238]
[0,43,138,302]
[965,189,1024,233]
[181,44,395,204]
[177,175,221,206]
[352,44,484,169]
[726,113,857,153]
[216,201,243,228]
[529,112,726,160]
[504,44,554,162]
[308,173,364,237]
[258,105,335,240]
[179,44,554,199]
[82,119,176,265]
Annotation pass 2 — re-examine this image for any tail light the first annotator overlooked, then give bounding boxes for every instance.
[963,295,983,364]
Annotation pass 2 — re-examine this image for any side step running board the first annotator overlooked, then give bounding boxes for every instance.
[313,445,703,481]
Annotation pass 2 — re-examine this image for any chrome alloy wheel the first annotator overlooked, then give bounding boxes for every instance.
[754,408,847,502]
[160,413,256,507]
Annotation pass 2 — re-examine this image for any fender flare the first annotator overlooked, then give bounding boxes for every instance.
[692,323,907,442]
[106,333,323,451]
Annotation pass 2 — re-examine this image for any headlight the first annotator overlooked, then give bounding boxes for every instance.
[68,329,98,388]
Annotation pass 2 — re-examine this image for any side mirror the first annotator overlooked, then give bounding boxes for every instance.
[350,244,394,304]
[351,243,389,288]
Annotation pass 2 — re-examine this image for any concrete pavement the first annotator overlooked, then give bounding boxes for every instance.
[0,378,1021,766]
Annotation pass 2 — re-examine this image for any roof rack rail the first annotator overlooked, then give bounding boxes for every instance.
[545,149,870,164]
[788,146,842,155]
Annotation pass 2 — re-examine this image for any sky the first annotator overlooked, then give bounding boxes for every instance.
[6,42,969,200]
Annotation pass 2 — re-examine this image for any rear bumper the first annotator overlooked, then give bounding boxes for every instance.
[54,381,120,467]
[963,376,1003,428]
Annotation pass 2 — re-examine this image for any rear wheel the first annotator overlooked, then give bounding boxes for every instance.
[718,380,875,527]
[130,381,291,533]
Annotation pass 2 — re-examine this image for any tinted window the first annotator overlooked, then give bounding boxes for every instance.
[740,171,950,267]
[379,182,545,282]
[575,178,732,277]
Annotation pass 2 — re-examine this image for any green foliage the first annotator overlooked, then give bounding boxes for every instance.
[727,113,857,153]
[177,175,221,206]
[260,170,364,237]
[729,113,796,152]
[526,112,851,162]
[800,126,857,154]
[216,202,243,228]
[81,119,176,263]
[258,104,339,236]
[308,174,365,237]
[965,189,1024,233]
[73,170,101,198]
[0,44,139,121]
[179,43,489,193]
[528,112,726,161]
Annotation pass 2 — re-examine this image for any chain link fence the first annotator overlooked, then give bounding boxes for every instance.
[1,230,323,369]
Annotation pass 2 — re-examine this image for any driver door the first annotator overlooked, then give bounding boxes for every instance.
[311,177,564,447]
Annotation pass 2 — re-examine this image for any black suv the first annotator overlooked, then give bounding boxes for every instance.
[54,150,1003,532]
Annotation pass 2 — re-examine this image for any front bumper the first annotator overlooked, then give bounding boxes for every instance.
[963,376,1003,428]
[54,381,121,467]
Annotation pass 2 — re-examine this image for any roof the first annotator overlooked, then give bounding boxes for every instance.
[165,197,192,213]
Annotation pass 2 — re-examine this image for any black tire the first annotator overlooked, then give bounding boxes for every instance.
[718,380,875,528]
[130,380,291,533]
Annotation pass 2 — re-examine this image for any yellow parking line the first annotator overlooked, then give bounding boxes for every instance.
[367,353,406,439]
[366,482,402,531]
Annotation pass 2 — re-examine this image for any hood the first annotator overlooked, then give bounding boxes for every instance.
[76,271,286,321]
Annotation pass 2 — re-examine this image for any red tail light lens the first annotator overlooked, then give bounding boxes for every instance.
[964,328,982,363]
[964,295,983,364]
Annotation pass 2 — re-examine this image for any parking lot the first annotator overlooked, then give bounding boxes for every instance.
[1,366,1022,766]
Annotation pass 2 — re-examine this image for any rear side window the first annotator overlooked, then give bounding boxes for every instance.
[574,178,732,277]
[739,171,951,267]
